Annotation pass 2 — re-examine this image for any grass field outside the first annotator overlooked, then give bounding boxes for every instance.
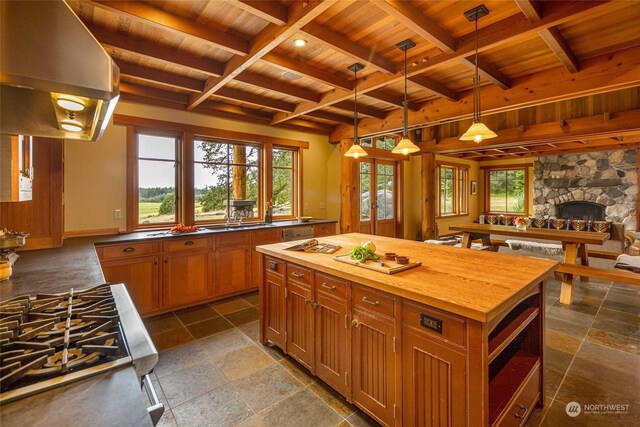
[489,193,524,213]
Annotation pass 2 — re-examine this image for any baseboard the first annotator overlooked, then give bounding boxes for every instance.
[64,228,120,238]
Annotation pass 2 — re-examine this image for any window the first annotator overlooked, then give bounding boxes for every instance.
[194,140,260,222]
[272,148,297,218]
[437,164,468,217]
[137,133,179,226]
[359,135,398,151]
[486,167,527,214]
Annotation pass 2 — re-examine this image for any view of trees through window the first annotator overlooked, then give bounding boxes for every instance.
[440,166,454,214]
[359,135,397,151]
[271,149,295,217]
[488,168,526,213]
[194,140,260,222]
[137,134,178,225]
[438,164,468,217]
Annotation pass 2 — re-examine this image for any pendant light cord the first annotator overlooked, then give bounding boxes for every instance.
[353,67,358,143]
[474,13,480,123]
[403,47,409,138]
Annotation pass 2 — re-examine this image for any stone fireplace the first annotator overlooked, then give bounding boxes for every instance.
[533,149,637,229]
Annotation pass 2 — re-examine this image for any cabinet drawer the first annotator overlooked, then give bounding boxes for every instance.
[352,285,395,318]
[287,264,311,285]
[495,362,541,427]
[314,223,336,237]
[252,228,281,243]
[265,256,285,276]
[315,272,347,299]
[98,242,157,260]
[163,237,210,252]
[402,301,466,347]
[216,231,250,246]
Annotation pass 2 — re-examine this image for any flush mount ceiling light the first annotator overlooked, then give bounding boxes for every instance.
[292,39,307,47]
[56,95,85,112]
[61,119,83,132]
[460,5,497,144]
[344,63,368,159]
[392,39,420,156]
[282,71,302,80]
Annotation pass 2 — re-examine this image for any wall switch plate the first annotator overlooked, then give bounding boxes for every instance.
[319,202,325,209]
[304,203,309,210]
[114,209,122,219]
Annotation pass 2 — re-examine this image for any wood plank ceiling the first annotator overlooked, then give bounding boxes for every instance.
[68,0,640,161]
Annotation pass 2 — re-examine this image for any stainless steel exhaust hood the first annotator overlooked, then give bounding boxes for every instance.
[0,1,119,142]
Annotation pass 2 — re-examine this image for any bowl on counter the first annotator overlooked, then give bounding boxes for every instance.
[297,217,313,222]
[395,255,409,265]
[384,252,397,260]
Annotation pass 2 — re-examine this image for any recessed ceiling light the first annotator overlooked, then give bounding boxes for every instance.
[282,71,302,80]
[61,120,83,132]
[56,96,85,112]
[292,39,307,47]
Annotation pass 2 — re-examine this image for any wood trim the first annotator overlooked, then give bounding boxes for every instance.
[482,166,530,216]
[459,56,511,90]
[182,132,195,226]
[126,125,136,232]
[50,139,64,248]
[437,160,472,170]
[539,27,580,73]
[113,114,310,148]
[64,228,120,238]
[227,0,287,26]
[408,75,459,102]
[339,139,360,234]
[297,148,303,219]
[421,153,436,240]
[479,163,534,170]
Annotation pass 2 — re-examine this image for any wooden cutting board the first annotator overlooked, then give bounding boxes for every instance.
[334,254,421,274]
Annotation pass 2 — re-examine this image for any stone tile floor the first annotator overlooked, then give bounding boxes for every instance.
[144,275,639,427]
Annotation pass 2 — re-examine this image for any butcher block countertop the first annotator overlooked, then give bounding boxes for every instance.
[257,233,558,323]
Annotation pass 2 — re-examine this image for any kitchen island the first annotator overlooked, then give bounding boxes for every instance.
[257,233,558,427]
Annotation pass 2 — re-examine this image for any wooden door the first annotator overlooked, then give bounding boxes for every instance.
[101,255,159,315]
[359,159,398,237]
[402,329,467,427]
[214,244,252,296]
[314,290,349,396]
[286,279,314,371]
[351,308,396,426]
[263,271,286,348]
[162,249,210,307]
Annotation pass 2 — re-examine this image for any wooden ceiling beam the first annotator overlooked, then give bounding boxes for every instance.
[214,87,296,113]
[301,22,395,74]
[188,0,339,110]
[515,1,579,73]
[459,56,512,89]
[226,0,288,25]
[274,0,613,125]
[91,1,249,55]
[538,27,580,73]
[419,109,640,154]
[305,111,353,125]
[117,61,204,92]
[284,118,334,133]
[89,25,224,76]
[120,82,190,104]
[235,71,321,102]
[365,89,420,111]
[372,0,455,53]
[330,45,640,140]
[333,101,388,119]
[408,75,459,101]
[261,53,352,90]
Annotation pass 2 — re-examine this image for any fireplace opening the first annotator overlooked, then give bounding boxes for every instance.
[556,201,606,221]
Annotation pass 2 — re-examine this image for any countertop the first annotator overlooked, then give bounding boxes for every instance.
[257,233,559,323]
[94,219,337,246]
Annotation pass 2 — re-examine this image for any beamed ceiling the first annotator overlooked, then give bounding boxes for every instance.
[69,0,640,160]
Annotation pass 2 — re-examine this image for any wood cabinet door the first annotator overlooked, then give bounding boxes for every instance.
[402,329,467,427]
[251,229,281,288]
[286,279,314,371]
[314,291,348,396]
[101,255,159,315]
[263,271,286,348]
[214,244,252,296]
[162,249,211,308]
[351,309,396,427]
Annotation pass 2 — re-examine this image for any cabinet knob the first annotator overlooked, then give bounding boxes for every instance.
[351,317,360,328]
[305,299,311,305]
[164,258,168,264]
[515,405,528,419]
[313,303,319,309]
[123,247,135,253]
[184,241,194,246]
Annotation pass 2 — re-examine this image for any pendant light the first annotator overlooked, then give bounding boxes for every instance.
[460,5,497,143]
[392,39,420,156]
[344,63,368,159]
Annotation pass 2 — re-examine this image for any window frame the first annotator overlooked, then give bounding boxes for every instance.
[483,165,529,215]
[134,130,182,229]
[270,146,299,220]
[121,116,306,231]
[436,162,469,218]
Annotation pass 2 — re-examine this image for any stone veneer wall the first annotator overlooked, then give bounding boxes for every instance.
[533,149,637,229]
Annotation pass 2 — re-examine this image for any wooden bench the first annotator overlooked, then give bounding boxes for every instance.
[491,238,622,260]
[556,263,640,286]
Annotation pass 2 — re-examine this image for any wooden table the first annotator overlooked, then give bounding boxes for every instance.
[449,223,610,304]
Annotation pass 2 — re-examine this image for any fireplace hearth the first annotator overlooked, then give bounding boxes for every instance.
[556,201,606,221]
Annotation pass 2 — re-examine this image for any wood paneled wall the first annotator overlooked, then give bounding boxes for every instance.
[0,138,63,250]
